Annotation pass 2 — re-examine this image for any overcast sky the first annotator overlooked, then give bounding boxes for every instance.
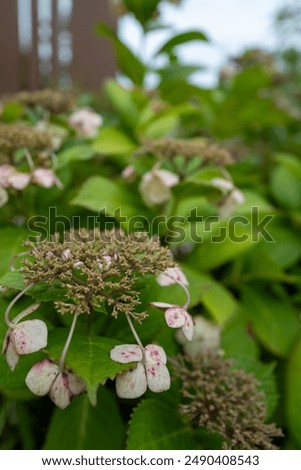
[119,0,286,86]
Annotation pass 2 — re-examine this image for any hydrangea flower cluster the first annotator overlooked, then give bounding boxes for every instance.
[2,230,193,408]
[0,123,63,208]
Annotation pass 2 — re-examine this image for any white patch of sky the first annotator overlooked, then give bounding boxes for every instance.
[119,0,286,87]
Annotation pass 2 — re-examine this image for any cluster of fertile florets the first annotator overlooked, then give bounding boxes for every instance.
[2,230,194,408]
[172,353,282,450]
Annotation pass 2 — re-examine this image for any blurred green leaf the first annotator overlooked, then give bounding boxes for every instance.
[0,228,27,277]
[71,175,143,219]
[56,145,95,170]
[156,31,208,56]
[270,164,301,210]
[96,23,146,85]
[44,388,125,449]
[92,127,137,155]
[0,102,24,123]
[242,287,299,357]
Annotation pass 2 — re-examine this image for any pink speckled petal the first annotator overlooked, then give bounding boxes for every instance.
[157,266,188,287]
[13,319,48,355]
[164,307,186,328]
[110,344,142,364]
[145,363,170,393]
[68,371,86,395]
[157,169,179,188]
[25,359,59,396]
[3,332,19,371]
[150,301,175,309]
[145,344,167,365]
[182,313,194,341]
[116,362,147,399]
[49,373,72,409]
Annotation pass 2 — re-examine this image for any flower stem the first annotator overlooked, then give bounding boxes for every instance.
[13,303,41,324]
[24,148,35,171]
[179,282,191,310]
[4,283,34,329]
[59,313,79,372]
[126,313,145,360]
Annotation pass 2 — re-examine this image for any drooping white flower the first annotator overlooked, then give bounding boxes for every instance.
[2,319,48,371]
[25,359,86,409]
[219,188,245,219]
[110,344,170,399]
[176,316,221,356]
[8,172,31,190]
[31,168,63,189]
[68,108,103,138]
[157,266,188,287]
[139,168,179,206]
[150,302,194,341]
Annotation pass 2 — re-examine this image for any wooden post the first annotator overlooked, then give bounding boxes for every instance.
[0,0,20,94]
[70,0,116,90]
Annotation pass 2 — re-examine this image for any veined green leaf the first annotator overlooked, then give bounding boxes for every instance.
[44,388,125,449]
[47,330,134,405]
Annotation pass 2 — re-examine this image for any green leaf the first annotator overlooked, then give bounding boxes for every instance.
[71,175,143,219]
[242,287,299,357]
[56,145,95,170]
[0,102,24,123]
[270,164,301,210]
[287,334,301,447]
[0,227,27,277]
[96,23,146,85]
[141,111,179,138]
[0,271,25,290]
[222,312,259,359]
[123,0,160,26]
[127,398,196,449]
[44,388,125,450]
[187,220,254,271]
[92,127,137,155]
[156,31,208,56]
[105,81,140,128]
[47,330,134,405]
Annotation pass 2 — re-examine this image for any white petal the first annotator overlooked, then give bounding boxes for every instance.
[25,359,59,396]
[165,307,186,328]
[182,313,194,341]
[110,344,142,364]
[13,319,48,355]
[32,169,56,188]
[49,373,72,409]
[8,172,31,190]
[145,344,167,365]
[68,371,86,395]
[150,301,175,309]
[139,171,171,206]
[116,363,147,399]
[3,332,19,371]
[157,266,188,286]
[157,169,179,188]
[146,363,171,393]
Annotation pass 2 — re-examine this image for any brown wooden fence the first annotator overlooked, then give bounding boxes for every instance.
[0,0,116,94]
